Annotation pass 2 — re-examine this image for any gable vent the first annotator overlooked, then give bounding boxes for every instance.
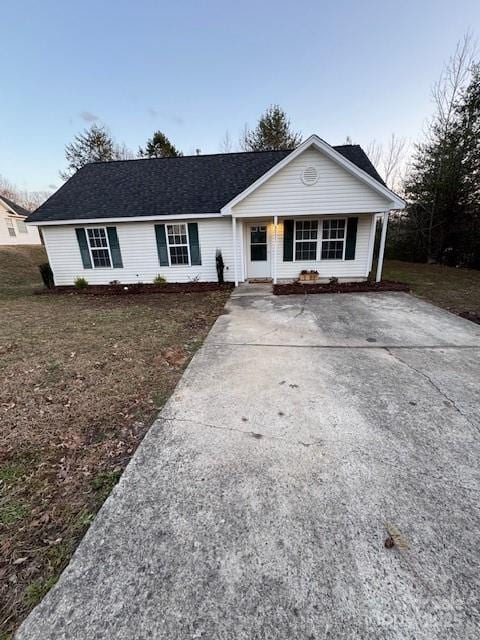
[301,166,318,186]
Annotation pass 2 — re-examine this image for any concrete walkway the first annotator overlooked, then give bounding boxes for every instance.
[17,292,480,639]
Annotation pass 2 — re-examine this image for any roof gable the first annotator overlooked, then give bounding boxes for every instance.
[230,146,394,216]
[0,195,30,217]
[221,135,405,214]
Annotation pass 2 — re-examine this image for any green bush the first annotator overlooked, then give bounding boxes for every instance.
[39,263,54,288]
[74,277,89,289]
[153,274,167,285]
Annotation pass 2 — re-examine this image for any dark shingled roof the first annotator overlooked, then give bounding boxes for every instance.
[27,145,385,223]
[1,195,31,217]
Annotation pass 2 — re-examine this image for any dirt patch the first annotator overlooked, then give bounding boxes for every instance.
[0,249,231,638]
[273,280,410,296]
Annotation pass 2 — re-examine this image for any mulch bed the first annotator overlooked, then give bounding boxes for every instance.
[459,311,480,325]
[273,280,410,296]
[38,282,234,296]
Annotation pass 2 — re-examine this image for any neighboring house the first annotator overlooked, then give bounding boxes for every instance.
[0,196,41,246]
[26,135,404,286]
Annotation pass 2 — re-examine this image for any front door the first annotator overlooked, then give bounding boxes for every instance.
[247,223,271,279]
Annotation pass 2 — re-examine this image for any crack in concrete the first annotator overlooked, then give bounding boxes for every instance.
[159,415,324,449]
[256,293,309,341]
[205,342,480,349]
[385,348,479,433]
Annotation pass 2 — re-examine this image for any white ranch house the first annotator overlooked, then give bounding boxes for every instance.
[27,136,404,285]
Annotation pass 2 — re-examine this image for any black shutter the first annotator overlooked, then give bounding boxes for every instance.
[188,222,201,265]
[155,224,169,266]
[345,217,358,260]
[106,227,123,268]
[75,228,92,269]
[283,219,294,261]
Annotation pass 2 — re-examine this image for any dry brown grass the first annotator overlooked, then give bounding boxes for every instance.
[383,260,480,316]
[0,247,230,638]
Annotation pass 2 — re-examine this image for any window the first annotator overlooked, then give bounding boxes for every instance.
[166,223,189,265]
[250,225,267,261]
[321,219,346,260]
[87,227,112,268]
[295,220,318,260]
[6,219,16,237]
[16,219,28,233]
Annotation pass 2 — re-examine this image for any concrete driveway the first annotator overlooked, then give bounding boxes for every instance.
[17,291,480,639]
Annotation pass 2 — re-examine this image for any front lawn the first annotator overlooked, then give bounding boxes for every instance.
[0,247,230,638]
[383,259,480,316]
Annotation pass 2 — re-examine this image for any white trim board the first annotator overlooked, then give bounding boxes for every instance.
[221,135,405,214]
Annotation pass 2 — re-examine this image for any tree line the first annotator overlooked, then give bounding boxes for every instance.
[387,35,480,268]
[59,104,301,179]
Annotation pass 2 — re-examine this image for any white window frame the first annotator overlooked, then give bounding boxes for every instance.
[86,226,113,269]
[6,218,16,237]
[166,223,191,267]
[320,217,347,261]
[16,219,28,234]
[293,219,319,262]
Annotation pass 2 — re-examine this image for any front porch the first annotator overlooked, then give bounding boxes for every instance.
[230,212,390,286]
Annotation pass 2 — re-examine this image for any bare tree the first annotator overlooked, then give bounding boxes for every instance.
[114,142,135,160]
[431,32,476,138]
[219,130,233,153]
[0,174,50,211]
[367,134,408,192]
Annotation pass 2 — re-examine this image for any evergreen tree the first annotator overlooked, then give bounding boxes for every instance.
[61,124,116,179]
[138,131,183,158]
[241,105,301,151]
[394,38,479,267]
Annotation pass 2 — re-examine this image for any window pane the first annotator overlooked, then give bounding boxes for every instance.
[251,226,267,244]
[323,219,345,239]
[170,245,189,264]
[321,241,343,259]
[17,220,28,233]
[296,220,318,240]
[167,224,187,244]
[92,249,112,267]
[6,219,16,237]
[251,244,267,261]
[295,242,317,260]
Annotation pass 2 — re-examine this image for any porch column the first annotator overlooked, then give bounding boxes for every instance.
[376,210,389,283]
[273,215,278,284]
[232,216,238,286]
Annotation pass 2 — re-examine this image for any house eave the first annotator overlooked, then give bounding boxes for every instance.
[27,212,224,226]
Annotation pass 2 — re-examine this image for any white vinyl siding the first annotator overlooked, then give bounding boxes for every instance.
[42,218,237,285]
[0,203,42,246]
[232,147,390,217]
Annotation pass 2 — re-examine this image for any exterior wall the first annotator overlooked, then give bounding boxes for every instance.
[41,217,237,285]
[272,214,375,281]
[0,206,41,245]
[232,147,390,217]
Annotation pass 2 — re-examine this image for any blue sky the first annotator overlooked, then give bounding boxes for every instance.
[2,0,479,191]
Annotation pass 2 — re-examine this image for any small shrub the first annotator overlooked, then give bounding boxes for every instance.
[109,279,121,285]
[329,277,339,285]
[153,274,167,285]
[74,277,88,289]
[216,249,225,284]
[39,262,54,288]
[188,274,200,283]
